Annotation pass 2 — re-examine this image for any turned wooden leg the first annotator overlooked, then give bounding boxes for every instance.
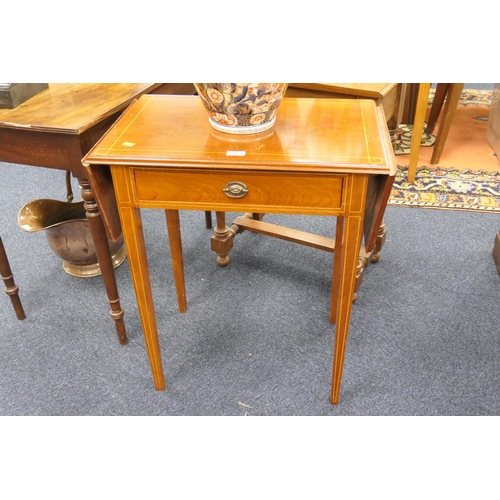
[370,221,387,263]
[0,236,26,320]
[65,170,74,202]
[211,211,235,266]
[350,220,387,303]
[79,178,128,345]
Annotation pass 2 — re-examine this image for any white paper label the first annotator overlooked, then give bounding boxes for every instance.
[226,151,246,156]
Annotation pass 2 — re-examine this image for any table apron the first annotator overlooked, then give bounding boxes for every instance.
[0,112,120,177]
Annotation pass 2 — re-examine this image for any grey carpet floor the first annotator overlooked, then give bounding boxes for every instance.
[1,160,499,416]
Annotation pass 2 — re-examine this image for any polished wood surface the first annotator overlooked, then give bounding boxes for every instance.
[287,83,398,100]
[285,83,404,184]
[286,83,402,127]
[87,95,391,175]
[0,83,162,177]
[0,83,162,133]
[83,95,396,404]
[0,236,26,320]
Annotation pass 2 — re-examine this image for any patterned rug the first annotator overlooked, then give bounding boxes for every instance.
[395,89,493,156]
[390,88,500,211]
[389,166,500,212]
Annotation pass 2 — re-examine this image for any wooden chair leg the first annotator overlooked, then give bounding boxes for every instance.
[401,83,421,125]
[425,83,449,134]
[430,83,464,165]
[408,83,431,183]
[0,236,26,320]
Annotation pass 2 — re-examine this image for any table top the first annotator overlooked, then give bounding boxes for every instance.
[84,95,396,176]
[288,83,398,99]
[0,83,162,135]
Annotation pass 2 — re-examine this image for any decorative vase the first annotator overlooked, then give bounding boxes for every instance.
[18,199,126,278]
[193,83,288,134]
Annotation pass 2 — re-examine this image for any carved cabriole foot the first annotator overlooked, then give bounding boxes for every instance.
[79,178,128,345]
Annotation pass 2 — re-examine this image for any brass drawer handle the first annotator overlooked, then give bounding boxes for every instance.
[223,181,248,198]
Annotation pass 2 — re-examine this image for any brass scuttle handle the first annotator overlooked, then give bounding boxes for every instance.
[223,181,248,198]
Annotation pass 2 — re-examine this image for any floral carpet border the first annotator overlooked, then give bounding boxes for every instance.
[429,88,493,107]
[389,166,500,212]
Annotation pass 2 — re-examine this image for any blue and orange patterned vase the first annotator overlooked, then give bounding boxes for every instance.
[193,83,288,134]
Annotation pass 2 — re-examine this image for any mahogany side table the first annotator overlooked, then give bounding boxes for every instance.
[83,95,396,404]
[0,83,190,345]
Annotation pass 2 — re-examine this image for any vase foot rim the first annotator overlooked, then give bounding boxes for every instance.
[208,117,276,135]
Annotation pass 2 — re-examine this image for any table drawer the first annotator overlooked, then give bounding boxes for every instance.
[134,168,344,213]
